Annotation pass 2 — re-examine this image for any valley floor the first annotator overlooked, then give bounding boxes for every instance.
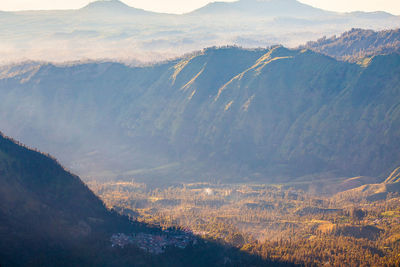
[89,181,400,266]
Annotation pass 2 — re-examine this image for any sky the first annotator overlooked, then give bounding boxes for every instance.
[0,0,399,15]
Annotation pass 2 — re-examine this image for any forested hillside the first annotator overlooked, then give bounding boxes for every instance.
[0,131,136,265]
[0,132,283,266]
[302,28,400,61]
[91,168,400,266]
[1,46,400,183]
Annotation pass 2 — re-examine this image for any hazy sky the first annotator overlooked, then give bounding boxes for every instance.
[0,0,399,15]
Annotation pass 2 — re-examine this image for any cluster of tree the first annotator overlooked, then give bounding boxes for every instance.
[90,181,400,266]
[246,235,400,267]
[301,28,400,62]
[0,132,287,266]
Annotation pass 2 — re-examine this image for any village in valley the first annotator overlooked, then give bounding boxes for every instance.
[92,180,400,266]
[111,229,198,254]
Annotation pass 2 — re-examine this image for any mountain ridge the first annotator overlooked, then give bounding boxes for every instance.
[1,46,400,184]
[0,130,124,265]
[301,28,400,61]
[385,167,400,184]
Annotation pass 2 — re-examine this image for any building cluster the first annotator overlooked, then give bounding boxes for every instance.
[110,231,197,254]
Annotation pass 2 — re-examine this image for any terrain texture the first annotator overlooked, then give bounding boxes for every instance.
[0,45,400,183]
[302,28,400,61]
[0,132,281,266]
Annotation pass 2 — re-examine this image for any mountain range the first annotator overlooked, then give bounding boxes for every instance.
[0,0,400,63]
[1,41,400,184]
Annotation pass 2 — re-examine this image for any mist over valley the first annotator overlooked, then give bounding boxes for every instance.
[1,1,400,266]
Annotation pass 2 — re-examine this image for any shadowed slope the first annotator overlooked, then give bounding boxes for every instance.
[0,132,137,265]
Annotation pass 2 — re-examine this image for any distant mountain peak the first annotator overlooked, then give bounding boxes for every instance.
[189,0,328,17]
[348,10,396,19]
[81,0,151,14]
[84,0,129,8]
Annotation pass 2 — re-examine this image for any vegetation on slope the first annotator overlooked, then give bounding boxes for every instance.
[302,28,400,61]
[0,132,285,266]
[91,168,400,266]
[1,46,400,183]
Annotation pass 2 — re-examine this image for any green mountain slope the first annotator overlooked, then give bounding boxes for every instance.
[302,28,400,61]
[1,46,400,183]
